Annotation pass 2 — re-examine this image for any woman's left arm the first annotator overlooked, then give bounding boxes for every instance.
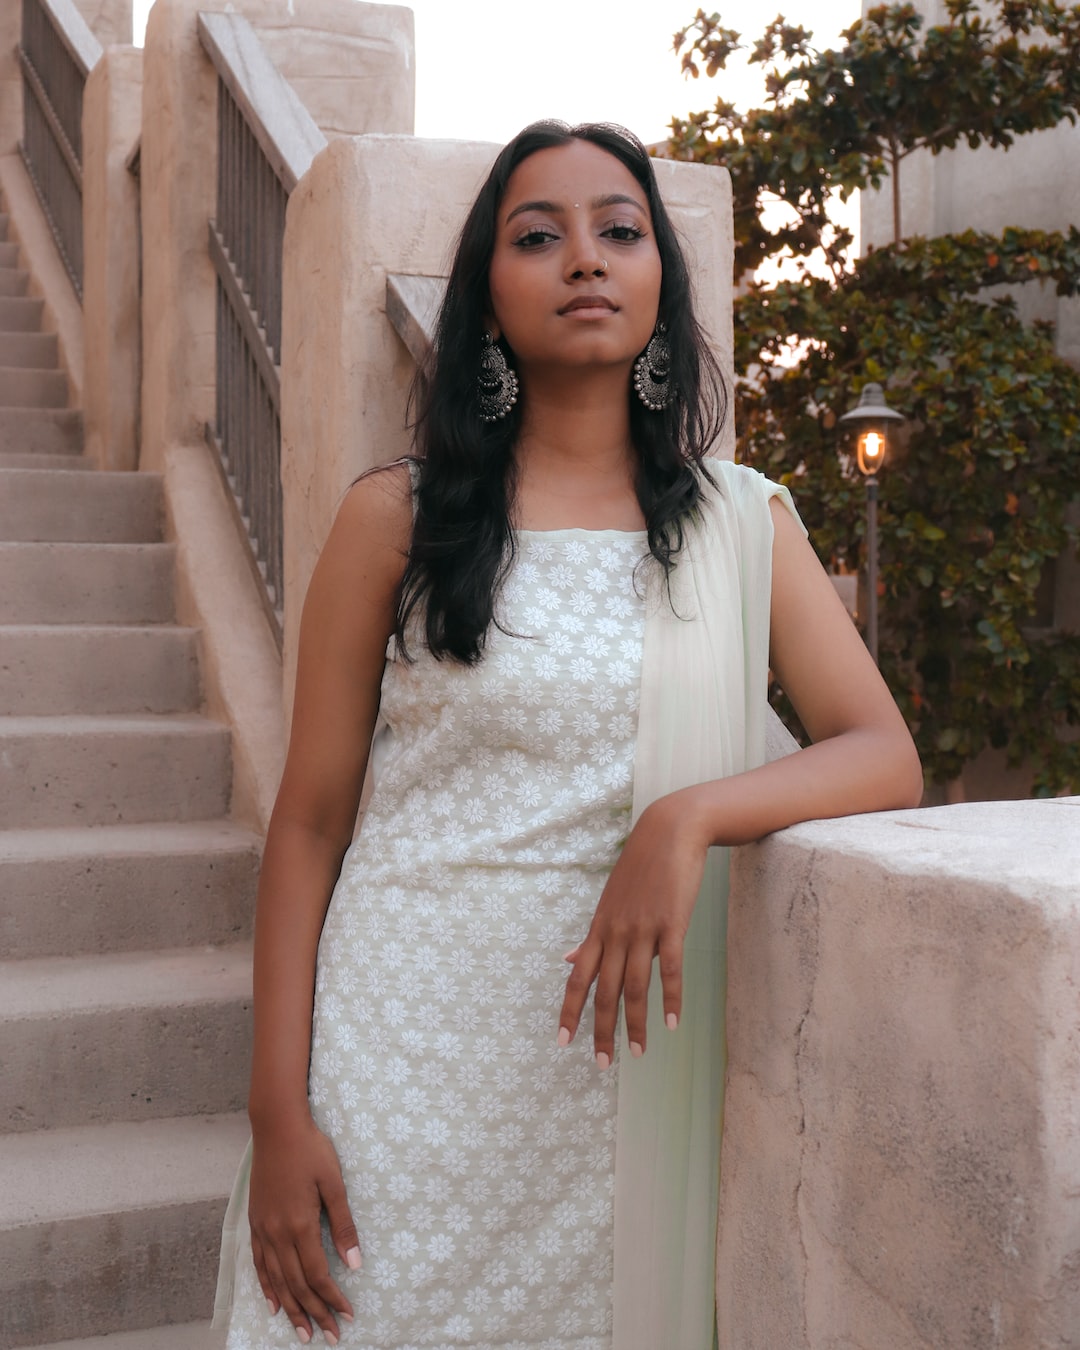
[559,497,923,1063]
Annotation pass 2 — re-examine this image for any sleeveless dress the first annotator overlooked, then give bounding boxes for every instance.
[223,526,649,1349]
[216,462,803,1349]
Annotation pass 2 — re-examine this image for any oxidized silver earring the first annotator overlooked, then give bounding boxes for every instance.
[476,332,519,422]
[633,322,675,411]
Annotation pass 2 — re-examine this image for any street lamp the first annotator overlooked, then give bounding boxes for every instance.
[838,382,905,665]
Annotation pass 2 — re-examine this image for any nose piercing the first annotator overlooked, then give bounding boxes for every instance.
[597,260,608,273]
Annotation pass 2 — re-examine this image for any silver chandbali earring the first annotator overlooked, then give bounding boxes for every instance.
[633,322,675,411]
[476,331,519,422]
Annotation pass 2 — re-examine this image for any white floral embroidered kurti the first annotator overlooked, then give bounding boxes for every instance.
[224,528,648,1349]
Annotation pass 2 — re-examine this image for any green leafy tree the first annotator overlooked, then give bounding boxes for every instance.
[668,2,1080,793]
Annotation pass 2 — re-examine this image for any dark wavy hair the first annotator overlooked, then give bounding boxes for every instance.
[397,120,728,664]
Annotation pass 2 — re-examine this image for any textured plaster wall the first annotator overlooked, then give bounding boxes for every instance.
[74,0,132,46]
[0,4,20,157]
[279,137,735,716]
[82,46,141,470]
[721,797,1080,1348]
[139,0,414,472]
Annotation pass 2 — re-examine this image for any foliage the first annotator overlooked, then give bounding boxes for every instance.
[667,3,1080,792]
[671,0,1080,275]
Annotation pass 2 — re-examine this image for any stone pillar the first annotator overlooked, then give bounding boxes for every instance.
[138,0,415,472]
[721,797,1080,1349]
[279,137,734,712]
[0,2,22,156]
[82,45,141,470]
[74,0,133,46]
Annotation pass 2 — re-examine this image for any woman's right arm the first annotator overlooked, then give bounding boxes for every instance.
[244,466,412,1345]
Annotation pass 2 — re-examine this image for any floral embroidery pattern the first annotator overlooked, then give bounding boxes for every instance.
[227,532,645,1349]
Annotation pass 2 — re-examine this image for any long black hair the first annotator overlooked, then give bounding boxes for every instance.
[397,120,728,664]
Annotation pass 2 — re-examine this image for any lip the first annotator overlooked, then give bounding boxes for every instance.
[558,294,618,315]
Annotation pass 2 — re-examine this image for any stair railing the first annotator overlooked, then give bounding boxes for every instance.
[17,0,102,297]
[197,10,327,644]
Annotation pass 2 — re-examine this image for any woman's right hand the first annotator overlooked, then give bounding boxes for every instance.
[248,1115,361,1345]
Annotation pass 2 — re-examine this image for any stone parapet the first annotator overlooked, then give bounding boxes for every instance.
[82,45,141,470]
[73,0,133,46]
[721,796,1080,1349]
[139,0,415,472]
[0,3,20,158]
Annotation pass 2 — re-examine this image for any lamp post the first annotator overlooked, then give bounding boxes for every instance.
[838,382,905,665]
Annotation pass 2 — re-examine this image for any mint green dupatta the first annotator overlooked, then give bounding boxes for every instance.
[612,461,803,1349]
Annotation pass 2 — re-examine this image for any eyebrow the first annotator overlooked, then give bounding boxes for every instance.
[504,192,647,224]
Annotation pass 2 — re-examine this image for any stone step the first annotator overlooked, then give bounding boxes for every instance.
[0,406,82,455]
[0,713,232,828]
[0,266,29,297]
[0,944,252,1132]
[0,542,175,624]
[0,294,44,333]
[0,330,58,368]
[0,240,19,267]
[0,451,90,470]
[34,1325,225,1350]
[0,820,260,959]
[0,468,162,542]
[0,1112,249,1346]
[0,625,201,714]
[0,365,68,408]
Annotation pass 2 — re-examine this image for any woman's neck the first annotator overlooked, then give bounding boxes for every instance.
[511,377,644,533]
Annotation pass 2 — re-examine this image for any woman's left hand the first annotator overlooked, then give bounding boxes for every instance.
[557,795,709,1066]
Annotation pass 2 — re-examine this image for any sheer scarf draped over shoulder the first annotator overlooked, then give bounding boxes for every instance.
[613,459,804,1350]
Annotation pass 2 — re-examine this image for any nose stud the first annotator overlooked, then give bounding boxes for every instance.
[596,260,608,274]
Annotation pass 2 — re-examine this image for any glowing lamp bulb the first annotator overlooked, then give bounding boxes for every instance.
[857,429,886,476]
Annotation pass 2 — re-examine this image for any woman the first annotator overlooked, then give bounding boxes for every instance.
[215,121,922,1349]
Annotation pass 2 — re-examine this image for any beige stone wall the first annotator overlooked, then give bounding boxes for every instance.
[0,3,21,157]
[164,442,286,832]
[74,0,132,46]
[82,45,141,470]
[139,0,415,473]
[721,797,1080,1348]
[279,136,734,716]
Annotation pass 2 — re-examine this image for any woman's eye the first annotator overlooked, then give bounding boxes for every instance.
[512,228,558,249]
[603,222,645,243]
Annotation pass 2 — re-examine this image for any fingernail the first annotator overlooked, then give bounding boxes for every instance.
[557,1026,571,1048]
[346,1245,362,1270]
[296,1330,311,1346]
[630,1041,644,1058]
[563,950,576,962]
[666,1012,678,1031]
[340,1311,355,1323]
[596,1051,610,1070]
[325,1332,339,1347]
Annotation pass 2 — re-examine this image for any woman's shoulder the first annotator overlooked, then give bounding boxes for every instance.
[320,460,414,593]
[339,459,414,539]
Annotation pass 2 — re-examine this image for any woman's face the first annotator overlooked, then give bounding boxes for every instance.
[486,139,662,381]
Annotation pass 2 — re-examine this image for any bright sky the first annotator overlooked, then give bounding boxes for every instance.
[131,1,862,146]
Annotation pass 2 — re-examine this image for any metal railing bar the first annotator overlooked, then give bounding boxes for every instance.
[17,46,83,189]
[197,10,326,195]
[204,422,284,649]
[208,220,281,413]
[32,0,101,79]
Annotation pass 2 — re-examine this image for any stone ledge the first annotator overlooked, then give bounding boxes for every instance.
[721,797,1080,1349]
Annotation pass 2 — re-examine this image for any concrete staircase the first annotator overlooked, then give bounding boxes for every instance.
[0,201,258,1348]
